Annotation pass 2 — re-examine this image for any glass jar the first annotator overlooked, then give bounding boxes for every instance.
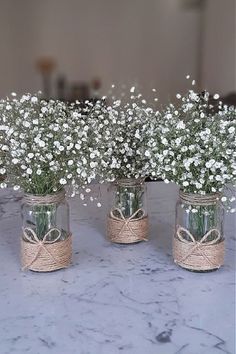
[107,178,148,243]
[174,190,224,272]
[21,190,72,272]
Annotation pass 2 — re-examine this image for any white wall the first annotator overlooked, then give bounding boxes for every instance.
[0,0,217,101]
[0,1,21,97]
[201,0,236,95]
[0,1,40,97]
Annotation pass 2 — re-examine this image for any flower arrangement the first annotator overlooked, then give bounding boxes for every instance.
[150,83,236,271]
[0,93,96,194]
[0,81,234,267]
[87,87,158,211]
[83,86,159,243]
[86,86,159,182]
[151,88,236,200]
[0,93,100,271]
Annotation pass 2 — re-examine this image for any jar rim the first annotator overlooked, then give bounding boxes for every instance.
[115,177,145,187]
[23,189,66,205]
[179,189,221,205]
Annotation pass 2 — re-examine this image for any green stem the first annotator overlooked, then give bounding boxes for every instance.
[115,184,144,219]
[188,205,218,241]
[31,204,57,240]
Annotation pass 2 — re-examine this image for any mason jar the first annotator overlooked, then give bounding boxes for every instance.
[107,178,148,244]
[173,190,224,272]
[21,189,72,272]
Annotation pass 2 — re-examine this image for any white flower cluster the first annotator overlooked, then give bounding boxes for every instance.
[151,89,236,210]
[86,86,160,181]
[0,93,96,195]
[0,85,235,212]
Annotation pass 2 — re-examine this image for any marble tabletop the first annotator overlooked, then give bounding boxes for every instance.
[0,182,235,354]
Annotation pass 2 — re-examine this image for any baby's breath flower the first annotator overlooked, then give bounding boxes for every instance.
[0,93,96,196]
[59,178,67,185]
[150,83,236,211]
[85,86,159,181]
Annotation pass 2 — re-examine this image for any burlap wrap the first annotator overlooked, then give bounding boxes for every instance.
[107,208,149,244]
[21,190,72,272]
[22,189,66,205]
[173,191,224,271]
[173,226,224,271]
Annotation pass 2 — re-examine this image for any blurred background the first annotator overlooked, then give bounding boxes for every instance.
[0,0,235,104]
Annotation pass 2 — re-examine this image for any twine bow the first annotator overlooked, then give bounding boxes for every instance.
[22,227,61,270]
[176,225,222,268]
[110,208,148,241]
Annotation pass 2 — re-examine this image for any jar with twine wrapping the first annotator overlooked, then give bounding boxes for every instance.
[21,189,72,272]
[107,178,149,244]
[173,190,224,272]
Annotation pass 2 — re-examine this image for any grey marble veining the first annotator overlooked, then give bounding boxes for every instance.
[0,182,235,354]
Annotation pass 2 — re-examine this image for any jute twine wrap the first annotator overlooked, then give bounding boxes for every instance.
[23,189,66,205]
[173,191,224,271]
[115,178,145,188]
[179,190,221,206]
[21,229,72,272]
[21,190,72,272]
[107,208,149,244]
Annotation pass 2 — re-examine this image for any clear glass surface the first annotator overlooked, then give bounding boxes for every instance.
[21,198,70,242]
[109,178,147,219]
[176,197,224,243]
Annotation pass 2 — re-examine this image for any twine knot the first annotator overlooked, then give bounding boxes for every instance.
[108,208,148,243]
[22,228,62,270]
[174,225,224,271]
[110,207,145,222]
[21,227,72,272]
